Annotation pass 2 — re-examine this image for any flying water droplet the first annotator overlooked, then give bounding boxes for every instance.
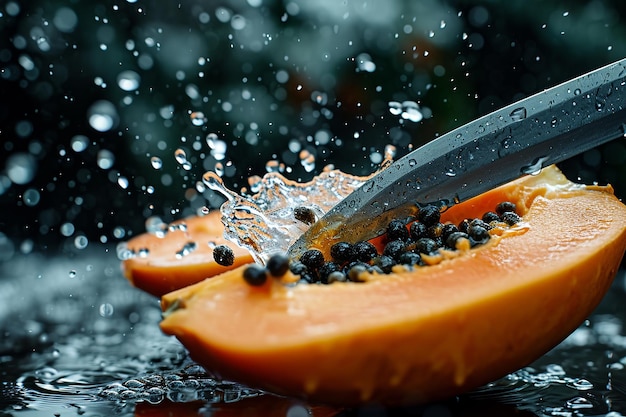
[150,156,163,169]
[174,148,187,165]
[6,153,37,184]
[388,101,402,115]
[214,162,224,177]
[299,150,316,173]
[265,160,284,173]
[117,176,129,189]
[310,91,328,105]
[97,149,115,170]
[88,100,119,132]
[74,235,89,249]
[207,134,227,160]
[190,111,206,126]
[355,52,376,72]
[23,188,40,206]
[145,216,168,237]
[400,101,423,122]
[117,70,141,91]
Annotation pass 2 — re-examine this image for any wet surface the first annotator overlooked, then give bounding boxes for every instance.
[1,248,626,416]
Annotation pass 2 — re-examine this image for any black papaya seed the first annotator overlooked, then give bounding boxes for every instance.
[243,265,267,286]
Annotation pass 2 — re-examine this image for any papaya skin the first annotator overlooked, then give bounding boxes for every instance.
[122,212,254,297]
[159,166,626,406]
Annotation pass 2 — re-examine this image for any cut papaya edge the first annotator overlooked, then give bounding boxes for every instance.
[157,165,626,406]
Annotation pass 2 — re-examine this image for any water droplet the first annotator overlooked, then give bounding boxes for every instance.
[265,160,284,173]
[174,148,187,165]
[99,303,114,317]
[287,404,310,417]
[117,70,141,91]
[71,135,89,152]
[388,101,402,115]
[145,216,168,237]
[117,176,129,189]
[445,169,456,177]
[23,188,40,206]
[595,99,605,112]
[74,235,89,249]
[207,134,227,160]
[175,241,197,259]
[6,152,37,184]
[97,149,115,170]
[546,364,566,375]
[299,150,316,172]
[190,111,206,126]
[566,396,593,409]
[521,155,550,175]
[574,88,581,95]
[400,101,423,122]
[384,144,397,161]
[568,378,593,391]
[311,91,328,105]
[551,117,558,127]
[150,156,163,169]
[510,107,527,121]
[355,52,376,72]
[214,162,224,177]
[88,100,119,132]
[69,270,77,278]
[60,222,75,237]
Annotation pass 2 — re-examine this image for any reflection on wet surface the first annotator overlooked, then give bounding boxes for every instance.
[1,248,625,416]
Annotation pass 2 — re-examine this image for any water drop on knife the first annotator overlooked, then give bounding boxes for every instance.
[509,107,527,121]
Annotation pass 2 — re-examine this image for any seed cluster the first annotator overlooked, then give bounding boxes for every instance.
[243,201,521,286]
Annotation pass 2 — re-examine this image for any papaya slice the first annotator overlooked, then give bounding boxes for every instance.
[159,166,626,406]
[122,212,254,297]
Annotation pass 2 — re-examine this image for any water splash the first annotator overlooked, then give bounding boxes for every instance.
[203,167,379,263]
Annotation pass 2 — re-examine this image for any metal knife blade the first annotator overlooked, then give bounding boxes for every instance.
[287,58,626,259]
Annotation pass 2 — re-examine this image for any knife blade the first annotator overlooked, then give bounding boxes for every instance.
[287,58,626,260]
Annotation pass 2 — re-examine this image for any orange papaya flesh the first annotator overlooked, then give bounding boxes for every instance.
[122,212,254,297]
[159,166,626,406]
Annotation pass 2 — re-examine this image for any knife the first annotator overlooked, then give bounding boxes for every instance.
[287,58,626,260]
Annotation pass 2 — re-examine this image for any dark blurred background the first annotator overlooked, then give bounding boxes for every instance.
[1,0,625,257]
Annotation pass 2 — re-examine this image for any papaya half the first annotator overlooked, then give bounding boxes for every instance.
[122,212,254,297]
[158,165,626,406]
